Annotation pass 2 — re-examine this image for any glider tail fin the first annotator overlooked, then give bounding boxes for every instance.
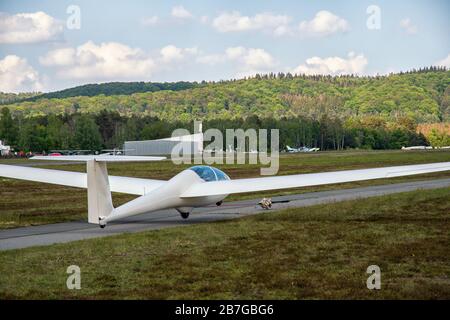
[86,160,114,224]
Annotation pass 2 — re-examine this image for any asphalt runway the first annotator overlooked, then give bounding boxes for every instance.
[1,178,450,251]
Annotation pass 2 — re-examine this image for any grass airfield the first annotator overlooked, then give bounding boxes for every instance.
[0,150,449,299]
[0,149,450,228]
[0,187,449,299]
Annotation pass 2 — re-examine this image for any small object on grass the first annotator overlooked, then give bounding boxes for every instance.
[259,198,290,209]
[259,198,272,209]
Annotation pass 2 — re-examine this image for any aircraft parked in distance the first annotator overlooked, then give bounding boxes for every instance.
[401,146,450,150]
[286,145,320,153]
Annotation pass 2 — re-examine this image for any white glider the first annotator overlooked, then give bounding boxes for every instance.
[0,155,449,228]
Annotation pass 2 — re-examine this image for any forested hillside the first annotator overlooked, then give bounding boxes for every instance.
[0,92,41,104]
[3,68,449,122]
[3,81,202,103]
[0,68,449,152]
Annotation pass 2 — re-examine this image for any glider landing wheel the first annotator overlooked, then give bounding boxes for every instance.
[216,201,223,206]
[98,216,106,229]
[180,212,190,219]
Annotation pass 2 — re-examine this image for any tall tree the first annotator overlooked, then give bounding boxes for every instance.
[0,107,18,145]
[74,115,102,150]
[46,115,72,150]
[95,110,122,148]
[18,120,48,152]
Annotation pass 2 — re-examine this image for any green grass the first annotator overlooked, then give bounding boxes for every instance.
[0,187,449,299]
[0,149,449,228]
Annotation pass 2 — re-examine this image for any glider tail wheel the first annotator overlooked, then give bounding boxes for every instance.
[99,216,106,228]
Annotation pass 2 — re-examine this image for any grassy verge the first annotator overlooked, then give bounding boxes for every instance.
[0,149,449,228]
[0,187,449,299]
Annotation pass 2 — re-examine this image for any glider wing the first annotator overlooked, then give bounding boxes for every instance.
[180,162,450,197]
[0,164,165,195]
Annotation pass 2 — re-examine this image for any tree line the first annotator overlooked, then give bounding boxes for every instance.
[0,107,430,153]
[0,81,203,105]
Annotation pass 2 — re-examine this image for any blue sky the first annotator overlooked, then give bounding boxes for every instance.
[0,0,449,92]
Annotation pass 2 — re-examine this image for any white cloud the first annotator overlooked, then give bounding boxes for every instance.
[228,47,278,78]
[292,52,367,75]
[0,55,43,92]
[160,45,198,63]
[225,47,247,60]
[435,53,450,68]
[39,42,201,81]
[229,47,276,70]
[0,11,64,44]
[197,46,277,78]
[171,5,193,19]
[141,16,159,26]
[196,54,225,66]
[212,11,292,36]
[400,18,418,35]
[39,47,75,66]
[198,47,276,69]
[212,10,349,37]
[298,11,349,37]
[40,41,156,80]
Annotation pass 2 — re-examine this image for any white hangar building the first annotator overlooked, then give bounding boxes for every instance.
[124,123,203,156]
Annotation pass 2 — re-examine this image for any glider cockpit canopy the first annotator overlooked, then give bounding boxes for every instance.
[189,165,230,182]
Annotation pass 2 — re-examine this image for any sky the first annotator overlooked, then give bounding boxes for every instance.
[0,0,449,93]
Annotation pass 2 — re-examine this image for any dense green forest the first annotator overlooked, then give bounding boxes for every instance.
[0,107,432,152]
[0,81,202,104]
[0,68,449,152]
[3,67,449,122]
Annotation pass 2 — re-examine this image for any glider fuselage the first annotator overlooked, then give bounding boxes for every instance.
[102,167,229,225]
